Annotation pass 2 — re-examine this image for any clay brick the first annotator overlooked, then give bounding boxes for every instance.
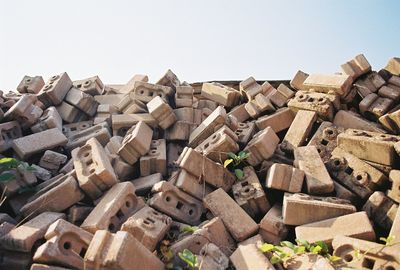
[172,169,213,200]
[12,128,67,160]
[17,75,45,94]
[266,163,304,193]
[121,205,172,251]
[20,174,84,217]
[333,110,386,133]
[81,182,144,233]
[228,103,250,122]
[72,137,118,200]
[111,113,157,136]
[94,94,123,105]
[64,87,98,116]
[31,164,52,181]
[280,110,317,153]
[363,191,398,231]
[378,85,400,101]
[156,69,180,90]
[341,54,371,80]
[175,85,194,107]
[337,128,400,166]
[259,204,288,245]
[140,139,167,176]
[131,173,163,196]
[230,240,275,270]
[332,236,400,270]
[62,120,93,137]
[290,70,309,90]
[232,167,270,218]
[359,93,393,120]
[118,74,149,94]
[84,230,164,270]
[255,107,295,133]
[287,91,338,121]
[270,83,295,108]
[0,222,15,238]
[295,211,375,245]
[133,81,173,103]
[195,125,239,162]
[147,96,177,129]
[384,57,400,76]
[326,147,387,200]
[333,181,358,204]
[244,127,279,166]
[388,170,400,203]
[379,106,400,133]
[202,82,241,107]
[294,146,334,194]
[68,205,93,226]
[33,219,93,269]
[116,93,147,114]
[31,106,63,133]
[239,76,263,100]
[149,181,203,225]
[0,250,32,270]
[4,94,43,129]
[234,121,256,147]
[204,188,258,242]
[30,264,71,270]
[194,99,218,110]
[197,243,229,270]
[244,93,276,118]
[302,73,352,96]
[56,101,87,123]
[353,71,385,97]
[0,212,65,252]
[283,254,334,270]
[73,75,104,96]
[177,147,236,191]
[117,121,153,165]
[39,150,67,172]
[282,193,356,225]
[0,121,22,152]
[66,122,111,151]
[390,207,400,239]
[38,72,73,106]
[94,103,118,124]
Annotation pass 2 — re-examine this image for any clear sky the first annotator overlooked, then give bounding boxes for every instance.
[1,0,399,90]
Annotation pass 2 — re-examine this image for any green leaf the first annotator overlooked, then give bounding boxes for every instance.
[0,172,16,182]
[294,246,306,254]
[180,225,199,234]
[380,235,395,245]
[0,158,20,170]
[238,151,249,160]
[270,255,282,264]
[166,264,183,270]
[18,186,36,194]
[354,249,360,259]
[234,169,244,180]
[178,249,198,268]
[25,166,37,172]
[259,243,275,253]
[280,241,295,250]
[327,254,342,263]
[314,241,329,254]
[295,239,311,250]
[227,152,237,160]
[311,245,322,254]
[224,159,233,168]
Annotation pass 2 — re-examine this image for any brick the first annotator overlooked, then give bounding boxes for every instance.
[244,127,279,166]
[281,110,317,153]
[177,147,236,191]
[255,107,295,133]
[38,72,73,106]
[64,87,98,116]
[39,150,67,172]
[294,146,334,194]
[204,188,258,242]
[84,230,164,270]
[172,169,213,200]
[17,75,45,94]
[194,99,218,110]
[333,110,386,133]
[359,93,393,120]
[94,93,123,105]
[384,57,400,76]
[68,205,93,226]
[244,93,275,118]
[62,120,93,137]
[378,85,400,101]
[20,174,84,217]
[333,181,358,204]
[33,219,93,269]
[31,106,63,133]
[239,76,263,100]
[117,121,153,165]
[234,121,256,147]
[290,70,309,90]
[270,83,295,107]
[390,207,400,239]
[283,254,335,270]
[31,164,52,181]
[197,243,229,270]
[81,182,145,233]
[353,71,385,97]
[228,103,250,122]
[287,91,338,121]
[133,81,173,103]
[149,181,203,225]
[94,103,118,124]
[156,69,180,90]
[0,121,22,152]
[72,137,118,200]
[337,128,400,166]
[326,147,387,200]
[379,107,400,133]
[111,113,157,136]
[282,193,356,225]
[259,204,288,245]
[202,82,241,107]
[175,85,194,107]
[0,212,65,252]
[12,128,67,160]
[73,75,104,95]
[30,264,71,270]
[140,139,167,176]
[295,211,375,245]
[388,170,400,203]
[147,96,177,129]
[66,122,111,151]
[131,173,163,196]
[341,54,371,80]
[363,191,398,231]
[4,94,43,129]
[266,163,304,193]
[230,240,275,270]
[121,205,172,251]
[0,250,32,270]
[116,93,147,114]
[118,74,149,94]
[56,101,87,123]
[302,73,352,96]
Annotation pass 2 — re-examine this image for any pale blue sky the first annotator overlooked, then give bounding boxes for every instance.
[1,0,399,90]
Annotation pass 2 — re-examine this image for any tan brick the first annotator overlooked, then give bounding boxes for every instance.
[230,240,275,270]
[333,110,386,133]
[281,110,317,153]
[270,83,295,107]
[131,173,163,196]
[121,205,172,251]
[56,101,87,123]
[177,147,236,191]
[197,243,229,270]
[359,93,393,120]
[363,191,398,231]
[68,205,93,226]
[244,93,275,118]
[194,99,219,110]
[117,121,153,165]
[255,107,295,133]
[333,181,358,204]
[0,121,22,152]
[17,75,45,94]
[156,69,180,89]
[12,128,67,160]
[140,139,167,176]
[266,163,304,193]
[111,113,157,136]
[72,137,118,199]
[337,128,400,166]
[64,87,98,116]
[175,85,194,107]
[388,170,400,203]
[341,54,371,80]
[81,182,144,233]
[290,70,309,90]
[133,81,173,103]
[244,127,279,166]
[94,94,123,105]
[73,75,104,96]
[295,211,375,245]
[353,71,385,97]
[116,93,147,114]
[283,193,356,225]
[94,104,118,124]
[384,57,400,76]
[239,76,263,100]
[118,74,149,94]
[228,103,250,123]
[172,169,213,200]
[302,73,352,96]
[204,188,258,242]
[84,230,164,270]
[259,204,288,245]
[39,150,67,172]
[379,107,400,133]
[283,254,334,270]
[234,121,256,147]
[33,219,93,269]
[4,94,43,129]
[0,212,65,252]
[294,146,334,194]
[390,207,400,240]
[62,120,93,138]
[30,264,71,270]
[31,106,62,133]
[66,122,111,151]
[149,181,203,225]
[202,82,241,107]
[38,72,72,106]
[378,85,400,101]
[147,96,177,129]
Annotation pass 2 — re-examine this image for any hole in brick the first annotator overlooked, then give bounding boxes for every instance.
[116,209,124,220]
[356,174,363,181]
[244,187,251,193]
[333,159,341,167]
[148,91,153,96]
[176,201,184,210]
[318,97,324,102]
[362,257,375,269]
[165,196,171,202]
[308,97,314,102]
[188,209,193,215]
[320,139,329,146]
[158,94,162,97]
[147,217,155,223]
[79,248,87,258]
[125,201,131,208]
[385,266,395,270]
[108,223,116,231]
[63,241,71,250]
[84,152,90,158]
[140,90,144,94]
[89,168,95,174]
[241,181,249,187]
[343,254,353,262]
[77,84,82,88]
[317,148,322,153]
[71,127,77,131]
[152,211,159,216]
[345,167,353,175]
[204,143,210,149]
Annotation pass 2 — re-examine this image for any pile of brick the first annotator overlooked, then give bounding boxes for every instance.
[0,55,399,270]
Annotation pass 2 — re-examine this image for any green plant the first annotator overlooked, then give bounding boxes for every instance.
[178,249,199,269]
[180,225,199,234]
[224,151,249,180]
[0,157,36,182]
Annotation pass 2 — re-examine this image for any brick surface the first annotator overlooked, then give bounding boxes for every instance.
[244,127,279,166]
